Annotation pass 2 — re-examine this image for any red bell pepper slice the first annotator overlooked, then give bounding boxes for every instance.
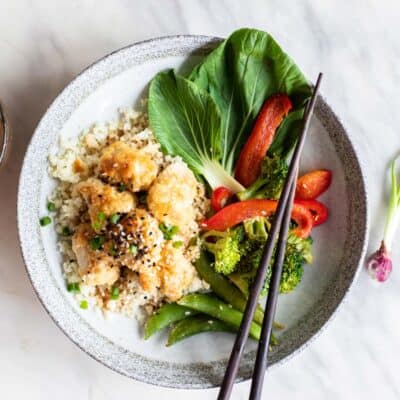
[235,94,292,187]
[296,199,328,226]
[201,199,313,238]
[295,169,332,200]
[211,187,233,212]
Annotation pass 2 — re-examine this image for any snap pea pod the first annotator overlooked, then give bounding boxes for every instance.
[144,303,199,339]
[195,252,265,325]
[177,293,261,340]
[166,315,236,346]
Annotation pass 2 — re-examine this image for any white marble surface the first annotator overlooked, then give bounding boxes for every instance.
[1,0,400,398]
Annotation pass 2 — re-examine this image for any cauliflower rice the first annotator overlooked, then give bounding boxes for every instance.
[49,107,210,321]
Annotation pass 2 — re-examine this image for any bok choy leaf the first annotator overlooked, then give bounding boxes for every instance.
[148,70,245,192]
[148,28,311,192]
[189,28,311,167]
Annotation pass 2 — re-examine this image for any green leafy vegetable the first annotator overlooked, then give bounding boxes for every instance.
[148,29,310,192]
[148,70,244,193]
[189,28,311,167]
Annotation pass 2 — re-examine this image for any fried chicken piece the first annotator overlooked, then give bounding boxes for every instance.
[72,224,120,286]
[147,162,198,237]
[74,177,136,232]
[117,209,164,293]
[99,141,158,191]
[158,242,196,302]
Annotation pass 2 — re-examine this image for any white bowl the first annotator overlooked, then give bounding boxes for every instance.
[17,36,368,388]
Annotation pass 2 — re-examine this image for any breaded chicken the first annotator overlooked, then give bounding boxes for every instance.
[147,162,198,237]
[159,242,196,302]
[117,209,164,293]
[72,224,120,286]
[74,177,136,232]
[98,141,158,191]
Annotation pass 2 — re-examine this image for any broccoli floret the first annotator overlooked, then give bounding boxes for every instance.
[202,227,244,275]
[229,232,313,296]
[230,240,272,296]
[237,155,288,200]
[243,217,270,241]
[279,234,313,293]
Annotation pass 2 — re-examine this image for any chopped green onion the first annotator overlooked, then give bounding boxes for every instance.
[110,213,120,224]
[67,282,80,293]
[366,156,400,282]
[109,243,117,256]
[159,223,179,240]
[92,212,106,231]
[39,216,52,227]
[47,202,56,212]
[80,300,88,309]
[110,286,120,300]
[62,226,72,236]
[172,240,183,248]
[97,212,106,221]
[90,235,105,250]
[129,244,138,255]
[118,183,127,192]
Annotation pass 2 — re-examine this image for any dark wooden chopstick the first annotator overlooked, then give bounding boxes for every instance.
[217,73,323,400]
[249,179,297,399]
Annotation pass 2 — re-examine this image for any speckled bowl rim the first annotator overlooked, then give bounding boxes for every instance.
[17,35,369,389]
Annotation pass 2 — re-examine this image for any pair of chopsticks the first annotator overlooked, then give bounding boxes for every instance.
[217,73,323,400]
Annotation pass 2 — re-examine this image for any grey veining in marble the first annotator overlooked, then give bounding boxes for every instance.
[1,0,400,399]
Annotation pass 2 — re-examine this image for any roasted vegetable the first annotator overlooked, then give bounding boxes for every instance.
[229,219,313,296]
[235,95,292,186]
[237,155,288,201]
[202,227,244,275]
[295,169,332,200]
[211,186,233,211]
[194,251,265,325]
[177,293,261,340]
[201,199,314,239]
[144,303,199,339]
[296,199,329,227]
[166,316,235,346]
